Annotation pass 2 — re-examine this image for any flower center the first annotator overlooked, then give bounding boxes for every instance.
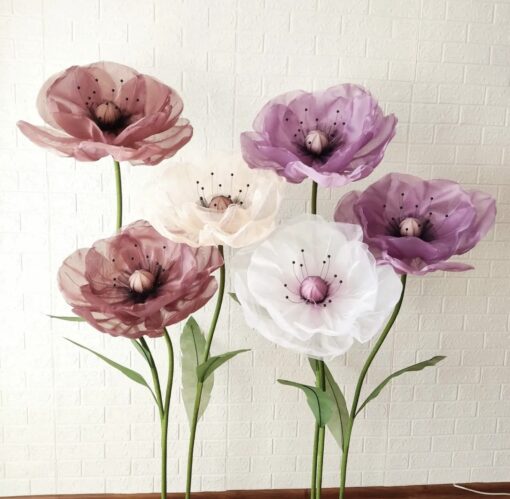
[305,130,329,155]
[399,217,422,237]
[129,269,155,294]
[94,101,122,127]
[207,195,233,211]
[300,276,329,304]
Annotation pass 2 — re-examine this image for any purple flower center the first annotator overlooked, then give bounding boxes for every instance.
[300,276,329,304]
[129,269,155,294]
[399,217,422,237]
[208,195,233,212]
[305,130,329,155]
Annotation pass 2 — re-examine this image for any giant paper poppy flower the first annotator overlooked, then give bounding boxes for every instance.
[334,173,496,275]
[144,154,283,248]
[17,61,192,165]
[240,84,396,187]
[232,216,402,360]
[58,221,222,338]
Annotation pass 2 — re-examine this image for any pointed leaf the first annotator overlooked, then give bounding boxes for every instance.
[197,349,249,382]
[309,359,349,447]
[278,379,333,427]
[131,339,152,365]
[228,292,240,304]
[49,315,85,322]
[356,355,446,416]
[65,338,156,402]
[180,317,213,423]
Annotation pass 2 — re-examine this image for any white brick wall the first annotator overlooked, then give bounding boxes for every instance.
[0,0,509,494]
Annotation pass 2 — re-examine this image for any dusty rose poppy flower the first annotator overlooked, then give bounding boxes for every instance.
[58,221,222,338]
[334,173,496,275]
[240,84,396,187]
[17,61,192,165]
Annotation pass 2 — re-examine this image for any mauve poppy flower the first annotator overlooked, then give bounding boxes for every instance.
[334,173,496,275]
[58,221,223,338]
[17,61,192,165]
[144,153,283,248]
[232,216,402,360]
[240,84,396,188]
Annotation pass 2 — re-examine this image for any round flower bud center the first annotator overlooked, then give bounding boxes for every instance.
[208,195,233,211]
[399,217,422,237]
[129,269,155,294]
[305,130,329,155]
[300,276,329,304]
[94,101,122,125]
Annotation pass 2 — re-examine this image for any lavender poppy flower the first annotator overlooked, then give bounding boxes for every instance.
[58,221,223,338]
[334,173,496,275]
[240,84,397,187]
[17,61,192,165]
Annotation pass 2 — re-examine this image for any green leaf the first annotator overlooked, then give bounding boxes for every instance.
[278,379,333,427]
[180,317,213,423]
[65,338,156,402]
[356,355,446,416]
[228,292,240,304]
[309,359,349,447]
[197,349,250,382]
[131,339,152,365]
[48,315,85,322]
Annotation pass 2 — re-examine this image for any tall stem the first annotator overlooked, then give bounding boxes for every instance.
[114,160,122,230]
[161,328,174,499]
[185,246,226,499]
[339,274,407,499]
[308,180,326,499]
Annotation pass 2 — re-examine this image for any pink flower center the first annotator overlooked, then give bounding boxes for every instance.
[94,101,122,127]
[207,195,233,212]
[300,275,329,304]
[129,269,155,294]
[305,130,329,155]
[399,217,422,237]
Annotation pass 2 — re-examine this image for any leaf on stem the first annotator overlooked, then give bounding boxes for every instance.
[180,316,214,423]
[228,292,240,304]
[309,359,349,447]
[356,355,446,416]
[278,379,333,427]
[65,338,157,403]
[48,315,85,322]
[197,349,250,382]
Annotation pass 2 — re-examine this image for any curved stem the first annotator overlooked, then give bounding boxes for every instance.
[139,338,164,419]
[161,328,174,499]
[114,160,123,230]
[339,274,407,499]
[204,246,225,360]
[185,246,226,499]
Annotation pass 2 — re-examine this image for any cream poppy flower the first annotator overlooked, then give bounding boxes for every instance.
[232,216,402,360]
[144,154,284,248]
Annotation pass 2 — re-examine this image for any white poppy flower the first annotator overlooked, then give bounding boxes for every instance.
[143,153,284,248]
[232,216,402,360]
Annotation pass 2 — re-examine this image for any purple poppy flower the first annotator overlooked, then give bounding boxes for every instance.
[334,173,496,275]
[240,84,397,187]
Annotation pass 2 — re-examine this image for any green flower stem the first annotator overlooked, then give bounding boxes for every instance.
[161,328,174,499]
[114,160,122,230]
[338,274,407,499]
[139,337,164,419]
[309,180,326,499]
[185,245,226,499]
